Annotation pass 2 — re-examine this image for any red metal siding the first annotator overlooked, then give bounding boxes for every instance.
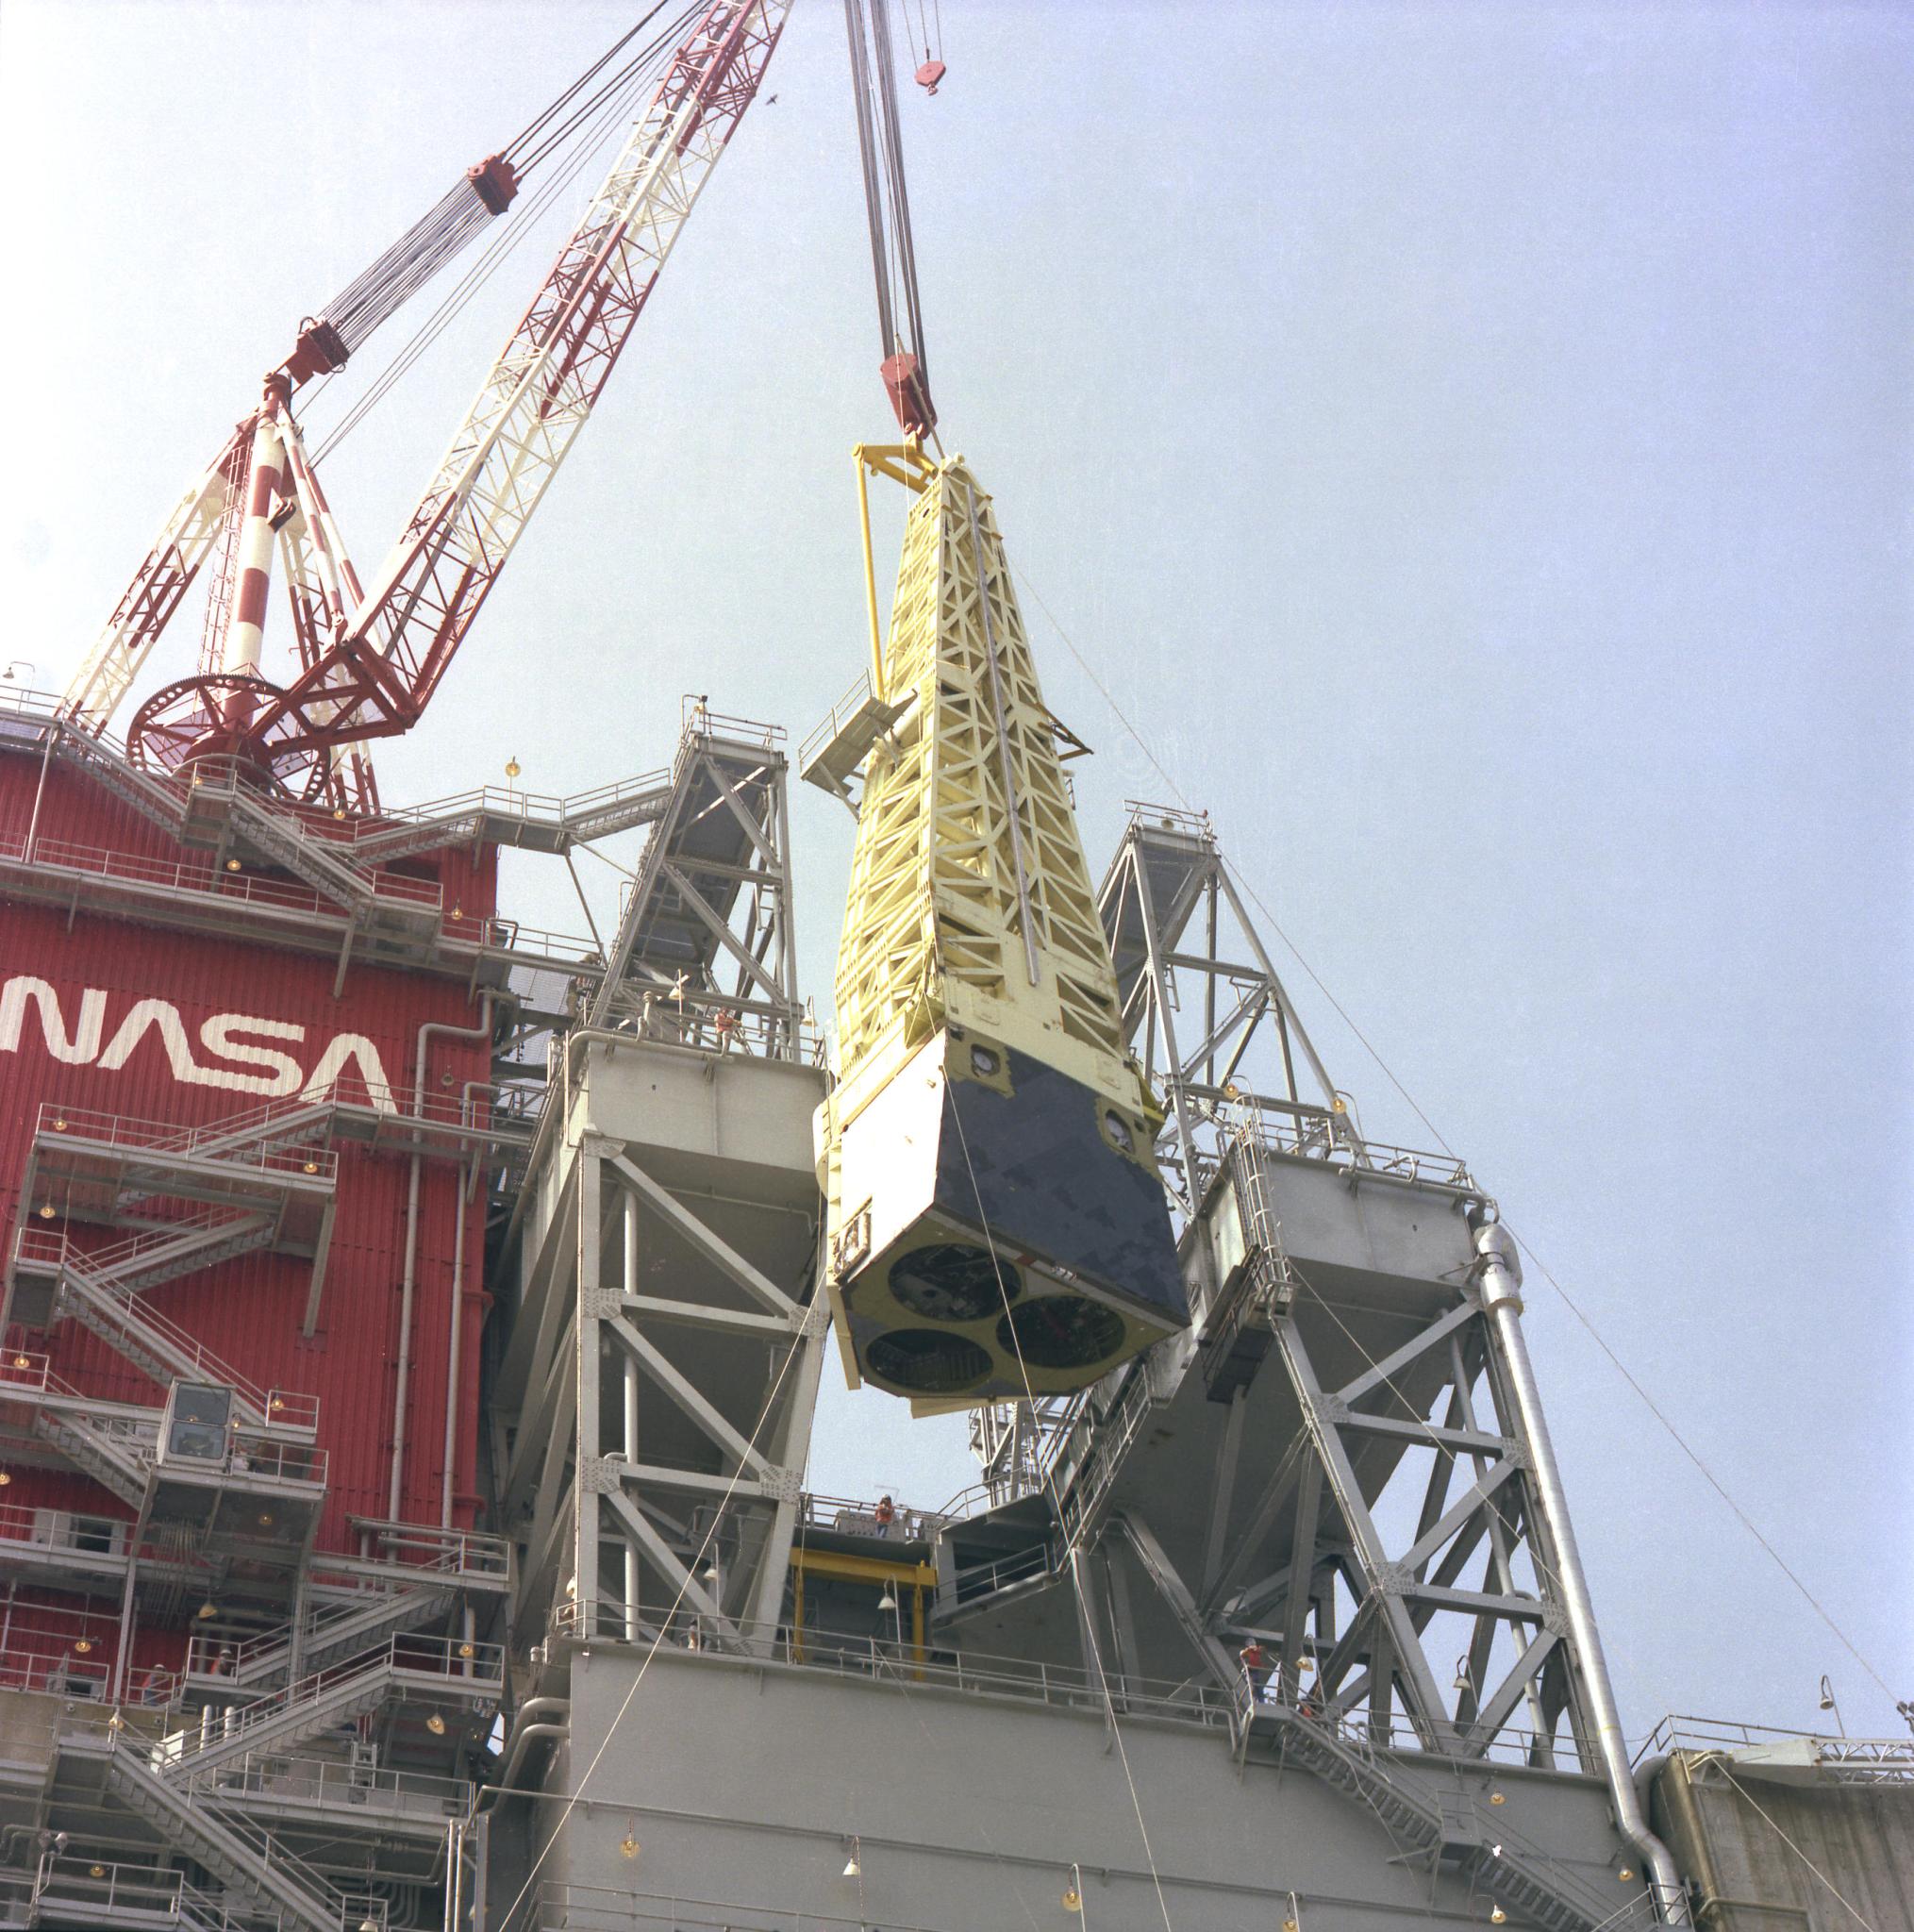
[0,756,502,1566]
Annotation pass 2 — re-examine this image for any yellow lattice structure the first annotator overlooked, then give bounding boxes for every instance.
[816,450,1185,1405]
[833,455,1140,1122]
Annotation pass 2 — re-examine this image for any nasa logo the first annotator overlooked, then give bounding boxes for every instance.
[0,974,397,1111]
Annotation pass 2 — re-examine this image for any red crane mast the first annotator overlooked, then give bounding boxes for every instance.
[61,0,791,811]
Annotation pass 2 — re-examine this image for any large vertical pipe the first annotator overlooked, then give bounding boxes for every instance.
[1474,1223,1689,1923]
[439,1178,468,1528]
[392,997,495,1523]
[621,1188,641,1636]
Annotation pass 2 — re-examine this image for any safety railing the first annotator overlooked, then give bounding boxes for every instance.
[0,824,458,923]
[159,1631,504,1768]
[165,1424,329,1490]
[549,1598,1239,1735]
[31,1851,186,1924]
[1636,1711,1914,1783]
[1123,798,1215,843]
[8,1373,329,1492]
[0,1641,113,1697]
[36,1101,340,1182]
[682,698,785,750]
[345,1519,513,1579]
[359,764,674,841]
[15,1205,267,1289]
[14,1226,321,1436]
[1233,1106,1476,1192]
[796,1491,950,1542]
[461,915,603,968]
[0,1500,137,1564]
[179,1745,473,1819]
[944,1542,1054,1607]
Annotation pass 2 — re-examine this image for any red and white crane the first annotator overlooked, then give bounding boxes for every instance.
[60,0,791,812]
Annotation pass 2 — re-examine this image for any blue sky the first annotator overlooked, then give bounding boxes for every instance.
[1,1,1907,1741]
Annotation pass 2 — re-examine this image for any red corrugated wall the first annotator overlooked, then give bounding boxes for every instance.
[0,758,501,1582]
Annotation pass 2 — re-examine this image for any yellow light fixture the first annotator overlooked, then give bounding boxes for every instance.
[1062,1887,1082,1914]
[1619,1868,1635,1882]
[74,1638,92,1655]
[225,858,241,873]
[13,1355,32,1370]
[196,1599,218,1621]
[1488,1790,1506,1806]
[1490,1911,1506,1926]
[269,1395,284,1410]
[505,757,521,781]
[89,1864,106,1879]
[51,1117,66,1131]
[302,1160,319,1174]
[619,1829,641,1861]
[425,1710,447,1736]
[0,1471,10,1487]
[458,1641,476,1658]
[37,1202,54,1220]
[256,1511,274,1527]
[332,808,346,821]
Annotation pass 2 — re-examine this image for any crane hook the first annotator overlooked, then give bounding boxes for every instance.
[915,58,945,95]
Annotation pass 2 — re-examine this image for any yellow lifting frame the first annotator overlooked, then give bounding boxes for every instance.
[789,1545,936,1674]
[853,441,936,702]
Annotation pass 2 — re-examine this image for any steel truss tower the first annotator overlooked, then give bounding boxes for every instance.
[495,712,827,1656]
[952,803,1686,1926]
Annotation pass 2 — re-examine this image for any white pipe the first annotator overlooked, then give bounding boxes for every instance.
[491,1697,571,1791]
[622,1188,641,1637]
[1474,1222,1689,1923]
[440,1179,467,1529]
[391,995,497,1522]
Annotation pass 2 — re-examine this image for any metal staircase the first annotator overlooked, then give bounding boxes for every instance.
[8,1213,307,1429]
[1257,1707,1655,1932]
[48,721,192,843]
[184,1579,459,1694]
[63,1730,337,1932]
[28,1404,153,1513]
[159,1633,503,1779]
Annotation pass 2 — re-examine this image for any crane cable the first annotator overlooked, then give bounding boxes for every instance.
[502,0,683,170]
[308,3,704,461]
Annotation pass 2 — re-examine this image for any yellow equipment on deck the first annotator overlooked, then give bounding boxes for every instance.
[817,449,1186,1407]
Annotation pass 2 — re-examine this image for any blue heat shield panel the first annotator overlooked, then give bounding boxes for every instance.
[935,1043,1186,1324]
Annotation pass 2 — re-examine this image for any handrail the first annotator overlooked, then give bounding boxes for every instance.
[36,1101,338,1180]
[179,1744,473,1815]
[551,1596,1240,1734]
[13,1224,319,1431]
[1635,1711,1914,1782]
[174,1630,504,1749]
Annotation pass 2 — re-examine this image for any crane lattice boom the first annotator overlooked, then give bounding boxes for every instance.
[68,0,790,808]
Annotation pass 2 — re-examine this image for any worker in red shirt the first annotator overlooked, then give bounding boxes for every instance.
[1239,1637,1267,1703]
[874,1494,895,1538]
